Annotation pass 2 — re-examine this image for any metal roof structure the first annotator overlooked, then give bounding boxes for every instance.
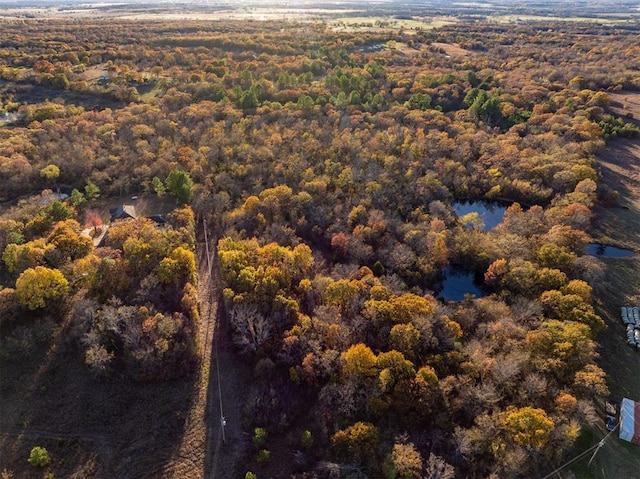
[619,397,640,445]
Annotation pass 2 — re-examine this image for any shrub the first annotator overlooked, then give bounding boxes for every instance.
[301,430,314,449]
[27,446,50,467]
[256,449,270,463]
[253,427,267,448]
[245,473,257,479]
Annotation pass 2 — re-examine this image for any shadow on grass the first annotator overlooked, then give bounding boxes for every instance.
[582,136,640,479]
[203,292,252,479]
[0,313,202,479]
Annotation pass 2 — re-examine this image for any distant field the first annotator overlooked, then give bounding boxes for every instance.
[0,4,456,27]
[328,16,457,31]
[489,14,636,23]
[432,42,472,58]
[1,3,637,23]
[0,5,362,21]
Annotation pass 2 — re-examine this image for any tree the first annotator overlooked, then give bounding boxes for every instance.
[241,90,259,110]
[229,303,272,355]
[377,350,415,392]
[156,246,196,285]
[406,93,432,110]
[15,266,70,310]
[253,427,268,447]
[27,446,50,467]
[69,188,87,208]
[165,169,194,204]
[152,176,166,197]
[389,323,421,360]
[84,180,100,201]
[424,453,455,479]
[331,421,379,463]
[2,239,52,274]
[85,211,103,237]
[501,407,554,450]
[46,200,74,223]
[85,344,114,374]
[484,258,508,287]
[325,279,362,314]
[574,364,609,397]
[297,94,314,110]
[388,443,423,479]
[342,343,377,377]
[47,219,93,261]
[39,164,60,186]
[536,243,576,271]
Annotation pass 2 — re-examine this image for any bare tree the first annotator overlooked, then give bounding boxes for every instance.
[229,303,273,354]
[424,453,455,479]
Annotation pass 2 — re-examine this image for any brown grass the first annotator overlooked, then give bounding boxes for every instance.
[0,330,206,478]
[573,92,640,478]
[432,42,472,58]
[608,92,640,128]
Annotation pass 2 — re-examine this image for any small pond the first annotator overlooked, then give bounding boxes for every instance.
[453,201,508,231]
[435,268,486,301]
[586,243,635,258]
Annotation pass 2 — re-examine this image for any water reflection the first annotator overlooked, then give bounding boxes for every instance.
[453,201,508,231]
[435,268,485,301]
[586,243,634,258]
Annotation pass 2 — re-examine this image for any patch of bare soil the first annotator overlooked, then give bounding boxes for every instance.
[432,42,472,58]
[0,80,124,111]
[79,65,110,82]
[608,92,640,127]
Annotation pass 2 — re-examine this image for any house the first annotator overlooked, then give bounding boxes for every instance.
[146,214,169,228]
[110,204,137,222]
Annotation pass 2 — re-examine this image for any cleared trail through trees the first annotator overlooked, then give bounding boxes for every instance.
[199,219,249,479]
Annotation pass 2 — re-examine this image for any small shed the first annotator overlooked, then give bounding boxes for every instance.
[619,397,640,445]
[110,204,137,222]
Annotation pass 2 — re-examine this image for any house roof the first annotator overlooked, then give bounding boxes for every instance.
[110,204,137,220]
[147,214,168,225]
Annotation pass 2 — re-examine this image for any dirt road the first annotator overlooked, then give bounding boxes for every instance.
[197,219,251,479]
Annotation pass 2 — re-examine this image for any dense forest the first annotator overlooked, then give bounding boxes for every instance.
[1,16,640,479]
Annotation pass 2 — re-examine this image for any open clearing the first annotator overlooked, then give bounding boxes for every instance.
[581,93,640,479]
[0,5,360,22]
[608,92,640,128]
[432,42,473,58]
[489,14,636,23]
[329,16,456,32]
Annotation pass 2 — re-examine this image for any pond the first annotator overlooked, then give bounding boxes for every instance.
[435,268,486,301]
[586,243,635,258]
[453,201,508,231]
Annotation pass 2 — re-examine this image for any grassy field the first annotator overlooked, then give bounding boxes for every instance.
[489,15,634,23]
[566,94,640,479]
[328,16,456,31]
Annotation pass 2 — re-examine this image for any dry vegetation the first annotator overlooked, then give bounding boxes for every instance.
[583,96,640,479]
[0,9,640,479]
